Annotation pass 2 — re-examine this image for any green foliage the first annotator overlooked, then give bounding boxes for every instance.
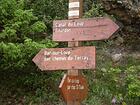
[31,21,46,33]
[0,0,57,71]
[0,0,49,45]
[21,71,62,104]
[126,66,140,97]
[0,38,57,70]
[24,0,68,34]
[97,65,140,105]
[24,0,67,20]
[84,3,105,18]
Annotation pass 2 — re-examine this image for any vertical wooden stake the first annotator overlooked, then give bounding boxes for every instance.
[68,0,83,75]
[67,0,83,105]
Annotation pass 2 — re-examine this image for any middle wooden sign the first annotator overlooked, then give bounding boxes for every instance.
[32,46,96,71]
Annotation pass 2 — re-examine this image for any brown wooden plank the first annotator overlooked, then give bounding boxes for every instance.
[53,17,119,41]
[59,74,88,102]
[32,47,96,71]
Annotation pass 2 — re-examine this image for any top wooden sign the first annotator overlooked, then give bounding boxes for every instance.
[53,17,120,42]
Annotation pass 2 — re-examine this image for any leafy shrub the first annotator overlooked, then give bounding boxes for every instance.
[0,39,57,70]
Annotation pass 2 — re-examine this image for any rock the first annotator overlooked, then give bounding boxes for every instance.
[99,0,140,49]
[111,53,123,62]
[130,52,140,59]
[114,36,124,45]
[111,97,117,104]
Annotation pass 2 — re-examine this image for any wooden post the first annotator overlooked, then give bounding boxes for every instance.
[68,0,83,75]
[67,0,83,104]
[67,101,81,105]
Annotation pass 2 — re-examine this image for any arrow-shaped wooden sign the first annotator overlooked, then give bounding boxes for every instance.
[32,47,96,71]
[53,17,119,42]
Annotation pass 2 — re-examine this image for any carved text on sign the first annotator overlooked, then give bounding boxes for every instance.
[67,77,84,90]
[44,50,89,61]
[54,21,84,28]
[54,21,84,33]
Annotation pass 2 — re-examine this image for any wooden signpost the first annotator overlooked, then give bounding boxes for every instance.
[32,0,120,105]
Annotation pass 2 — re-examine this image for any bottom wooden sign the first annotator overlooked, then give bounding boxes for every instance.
[59,74,88,102]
